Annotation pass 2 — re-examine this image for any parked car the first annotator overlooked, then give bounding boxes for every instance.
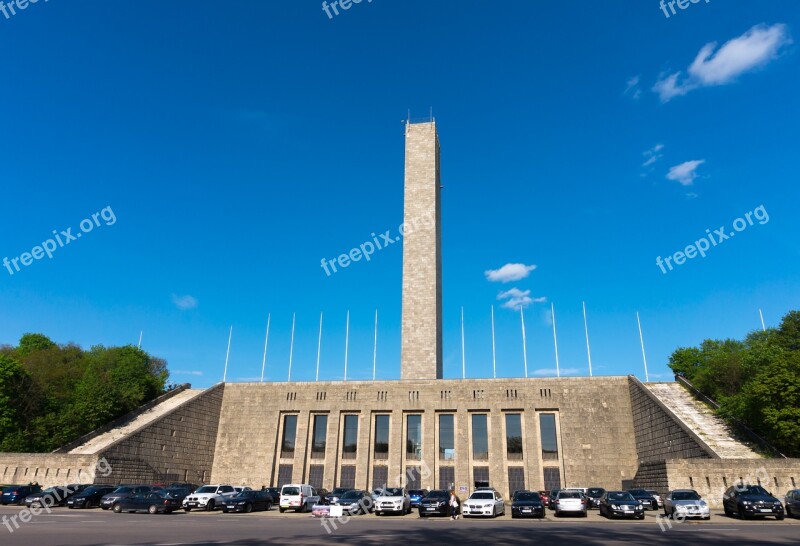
[279,484,320,513]
[26,484,90,508]
[183,484,237,512]
[66,485,116,509]
[627,489,658,510]
[330,489,372,515]
[599,491,645,520]
[784,489,800,518]
[112,491,180,514]
[462,489,504,518]
[167,482,199,492]
[375,487,411,515]
[511,490,545,519]
[370,488,384,502]
[646,490,664,508]
[222,490,274,513]
[419,490,453,517]
[408,489,429,508]
[554,489,587,517]
[2,484,42,506]
[263,487,281,504]
[586,487,606,509]
[547,489,561,509]
[233,486,253,494]
[723,485,784,520]
[663,489,710,520]
[101,486,162,510]
[538,490,550,506]
[162,487,193,505]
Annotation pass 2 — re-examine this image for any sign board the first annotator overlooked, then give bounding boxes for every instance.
[458,485,468,493]
[329,505,343,518]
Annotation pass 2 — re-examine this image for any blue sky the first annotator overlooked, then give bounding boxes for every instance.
[1,1,798,388]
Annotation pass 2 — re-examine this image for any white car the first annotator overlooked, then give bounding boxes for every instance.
[279,484,320,513]
[462,490,505,518]
[664,489,710,520]
[375,487,411,515]
[554,490,588,517]
[183,484,237,511]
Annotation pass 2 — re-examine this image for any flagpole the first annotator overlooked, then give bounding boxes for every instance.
[288,313,296,382]
[520,307,528,378]
[491,305,497,379]
[315,312,323,382]
[636,311,649,383]
[261,314,271,382]
[551,302,560,377]
[344,310,350,382]
[759,309,766,332]
[223,326,232,383]
[582,302,593,377]
[461,307,466,380]
[372,309,378,381]
[137,331,143,350]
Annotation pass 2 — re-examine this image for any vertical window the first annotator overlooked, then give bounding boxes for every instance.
[372,466,388,491]
[543,467,561,490]
[374,415,390,460]
[406,415,422,460]
[340,465,356,489]
[508,467,525,495]
[312,415,328,458]
[505,413,523,460]
[342,415,358,459]
[539,413,559,460]
[406,466,421,489]
[277,464,293,487]
[472,414,488,460]
[439,414,455,460]
[439,466,455,490]
[281,415,297,457]
[473,466,489,488]
[308,465,324,490]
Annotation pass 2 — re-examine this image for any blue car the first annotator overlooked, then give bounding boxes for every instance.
[408,489,429,509]
[2,485,42,506]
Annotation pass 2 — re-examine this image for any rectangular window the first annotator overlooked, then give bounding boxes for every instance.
[372,466,388,491]
[439,414,455,460]
[281,415,297,458]
[340,465,356,489]
[312,415,328,459]
[472,414,489,461]
[406,415,422,460]
[508,467,525,495]
[473,466,489,488]
[308,465,324,490]
[543,467,561,490]
[539,414,559,460]
[406,466,421,489]
[374,415,390,460]
[342,415,358,459]
[506,413,523,460]
[439,466,455,491]
[277,464,293,487]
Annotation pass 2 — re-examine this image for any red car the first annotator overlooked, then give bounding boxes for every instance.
[538,491,550,505]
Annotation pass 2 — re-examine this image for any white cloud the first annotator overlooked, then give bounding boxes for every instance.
[624,75,642,99]
[666,160,705,186]
[642,143,665,167]
[497,288,546,310]
[654,23,791,102]
[485,263,537,283]
[171,294,198,310]
[532,367,580,376]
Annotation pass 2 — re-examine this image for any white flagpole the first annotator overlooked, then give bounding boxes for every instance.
[551,302,560,377]
[261,314,271,382]
[520,306,528,378]
[461,306,466,380]
[288,313,296,382]
[759,309,766,332]
[491,305,497,379]
[223,326,232,383]
[316,312,323,382]
[636,312,649,383]
[137,331,143,350]
[372,309,378,381]
[582,302,593,377]
[344,310,350,382]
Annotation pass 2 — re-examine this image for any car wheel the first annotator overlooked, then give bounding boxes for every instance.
[786,506,793,517]
[738,505,749,520]
[279,507,285,513]
[419,512,426,518]
[222,508,228,513]
[266,502,272,511]
[112,503,122,513]
[703,516,710,520]
[724,504,732,517]
[184,507,192,512]
[101,506,109,510]
[637,513,645,520]
[148,505,158,515]
[244,503,253,514]
[776,513,784,521]
[206,500,215,512]
[492,506,497,518]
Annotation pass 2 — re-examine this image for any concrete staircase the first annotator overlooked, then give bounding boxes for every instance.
[645,382,760,459]
[68,389,206,455]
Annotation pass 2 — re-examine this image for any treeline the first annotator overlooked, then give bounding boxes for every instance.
[669,310,800,458]
[0,334,169,453]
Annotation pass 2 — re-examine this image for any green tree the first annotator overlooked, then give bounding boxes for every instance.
[16,333,56,357]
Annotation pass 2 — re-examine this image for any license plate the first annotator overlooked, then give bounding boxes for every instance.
[522,508,531,512]
[187,503,197,507]
[759,509,772,513]
[427,507,436,511]
[624,510,633,514]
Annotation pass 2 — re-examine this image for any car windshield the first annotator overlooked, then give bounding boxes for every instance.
[588,488,605,497]
[628,490,647,496]
[409,490,425,496]
[515,493,540,501]
[331,488,350,495]
[470,492,494,500]
[237,491,256,498]
[739,486,769,496]
[341,491,361,499]
[111,487,133,494]
[80,487,103,495]
[426,491,448,499]
[672,491,701,501]
[382,488,404,496]
[608,492,635,501]
[196,486,217,494]
[558,492,581,499]
[646,490,659,496]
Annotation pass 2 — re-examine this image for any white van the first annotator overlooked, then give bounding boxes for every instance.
[279,484,319,513]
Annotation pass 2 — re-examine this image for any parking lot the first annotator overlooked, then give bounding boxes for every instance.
[1,503,798,546]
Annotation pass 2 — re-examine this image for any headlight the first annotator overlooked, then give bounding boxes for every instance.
[742,500,752,505]
[774,502,782,507]
[699,501,707,507]
[611,504,620,510]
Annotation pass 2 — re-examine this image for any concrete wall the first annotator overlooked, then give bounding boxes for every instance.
[0,454,100,486]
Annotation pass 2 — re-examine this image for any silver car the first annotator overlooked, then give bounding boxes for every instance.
[554,490,588,517]
[462,490,505,518]
[664,489,710,520]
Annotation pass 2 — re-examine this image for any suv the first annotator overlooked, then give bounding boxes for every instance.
[279,484,319,513]
[723,485,784,520]
[1,485,42,506]
[375,487,411,515]
[183,484,237,512]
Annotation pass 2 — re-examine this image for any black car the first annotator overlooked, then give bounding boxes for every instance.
[511,490,545,519]
[101,485,162,510]
[222,490,274,513]
[586,487,606,509]
[599,491,645,519]
[627,489,658,510]
[784,490,800,518]
[163,487,193,505]
[24,484,90,508]
[112,491,181,514]
[262,487,281,504]
[1,484,42,506]
[419,490,454,517]
[547,489,561,510]
[67,486,117,509]
[324,487,352,506]
[723,485,784,520]
[409,489,429,508]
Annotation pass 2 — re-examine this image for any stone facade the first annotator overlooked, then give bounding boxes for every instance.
[401,121,442,380]
[0,454,101,485]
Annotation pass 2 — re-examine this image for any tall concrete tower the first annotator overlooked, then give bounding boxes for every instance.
[401,121,443,380]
